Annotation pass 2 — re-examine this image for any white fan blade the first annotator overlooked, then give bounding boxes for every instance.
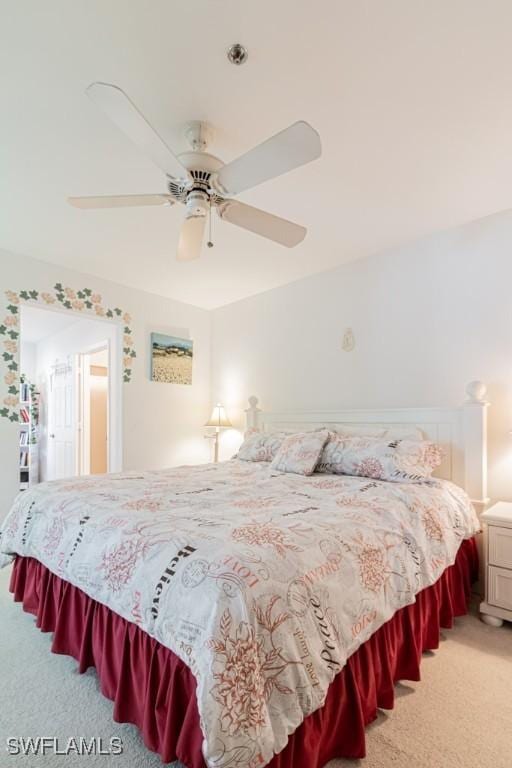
[68,194,175,209]
[177,216,206,261]
[215,121,321,196]
[217,201,306,247]
[86,82,190,180]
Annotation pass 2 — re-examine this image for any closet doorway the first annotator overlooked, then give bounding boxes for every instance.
[77,347,109,475]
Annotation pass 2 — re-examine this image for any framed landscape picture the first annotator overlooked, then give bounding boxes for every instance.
[150,333,193,385]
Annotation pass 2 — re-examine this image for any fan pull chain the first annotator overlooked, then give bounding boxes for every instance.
[207,199,214,248]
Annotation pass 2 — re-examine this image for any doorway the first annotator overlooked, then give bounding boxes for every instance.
[77,346,109,475]
[19,305,122,486]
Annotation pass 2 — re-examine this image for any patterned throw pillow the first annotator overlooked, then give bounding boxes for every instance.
[237,431,287,462]
[316,435,443,482]
[270,430,330,475]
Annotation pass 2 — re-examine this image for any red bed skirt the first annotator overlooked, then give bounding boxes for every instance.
[9,538,478,768]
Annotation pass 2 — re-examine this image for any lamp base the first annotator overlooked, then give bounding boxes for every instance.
[204,429,220,463]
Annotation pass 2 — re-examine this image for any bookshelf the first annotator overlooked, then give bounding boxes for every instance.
[19,377,39,491]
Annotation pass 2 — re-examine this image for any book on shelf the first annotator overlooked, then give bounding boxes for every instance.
[20,382,30,403]
[18,378,40,491]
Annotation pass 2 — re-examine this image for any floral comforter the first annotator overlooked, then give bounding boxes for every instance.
[0,460,479,768]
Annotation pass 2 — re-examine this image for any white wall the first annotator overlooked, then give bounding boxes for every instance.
[35,316,117,377]
[0,249,211,519]
[5,206,512,514]
[212,209,512,501]
[19,341,36,382]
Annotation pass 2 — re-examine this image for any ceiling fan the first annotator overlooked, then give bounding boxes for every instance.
[68,82,321,261]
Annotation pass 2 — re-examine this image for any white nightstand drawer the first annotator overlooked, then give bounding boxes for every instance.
[489,525,512,569]
[488,566,512,611]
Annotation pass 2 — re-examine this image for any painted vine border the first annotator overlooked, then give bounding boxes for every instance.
[0,283,136,422]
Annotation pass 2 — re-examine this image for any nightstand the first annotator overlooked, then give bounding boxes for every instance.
[480,501,512,627]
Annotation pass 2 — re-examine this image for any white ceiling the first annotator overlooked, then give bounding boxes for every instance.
[3,1,512,309]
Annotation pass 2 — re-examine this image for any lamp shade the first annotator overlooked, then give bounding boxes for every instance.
[205,403,232,428]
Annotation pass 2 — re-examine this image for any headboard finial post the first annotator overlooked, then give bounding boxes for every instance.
[245,396,261,431]
[463,381,489,509]
[465,380,487,404]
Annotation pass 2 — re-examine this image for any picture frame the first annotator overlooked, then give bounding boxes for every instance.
[150,333,193,385]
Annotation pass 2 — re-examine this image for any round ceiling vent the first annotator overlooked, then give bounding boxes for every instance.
[227,43,248,66]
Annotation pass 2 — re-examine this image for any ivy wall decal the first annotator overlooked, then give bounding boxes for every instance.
[0,283,136,422]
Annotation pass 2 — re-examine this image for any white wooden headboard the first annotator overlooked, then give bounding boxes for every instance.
[245,381,489,510]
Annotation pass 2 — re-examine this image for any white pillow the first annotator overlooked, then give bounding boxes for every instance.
[328,425,424,441]
[270,430,330,476]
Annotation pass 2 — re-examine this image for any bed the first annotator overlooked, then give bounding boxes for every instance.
[0,382,488,768]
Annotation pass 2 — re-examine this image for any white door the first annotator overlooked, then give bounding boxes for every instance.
[47,361,75,480]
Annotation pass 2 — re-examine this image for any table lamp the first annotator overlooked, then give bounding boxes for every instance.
[205,403,232,463]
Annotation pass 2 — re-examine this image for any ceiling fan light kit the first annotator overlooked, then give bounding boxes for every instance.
[69,82,321,261]
[184,189,209,219]
[183,120,214,153]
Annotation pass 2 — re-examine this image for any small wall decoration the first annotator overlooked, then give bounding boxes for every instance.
[0,284,136,423]
[342,327,355,352]
[151,333,193,385]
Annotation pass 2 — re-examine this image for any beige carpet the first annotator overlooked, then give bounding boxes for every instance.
[1,564,510,768]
